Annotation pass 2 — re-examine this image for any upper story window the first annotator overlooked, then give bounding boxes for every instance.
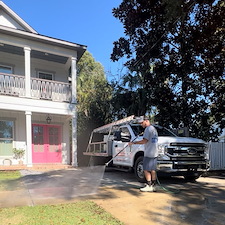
[38,71,53,80]
[0,64,13,74]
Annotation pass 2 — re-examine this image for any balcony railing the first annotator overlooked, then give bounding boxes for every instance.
[0,73,71,102]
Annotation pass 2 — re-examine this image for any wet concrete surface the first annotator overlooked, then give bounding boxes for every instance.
[0,168,225,225]
[0,166,105,207]
[93,169,225,225]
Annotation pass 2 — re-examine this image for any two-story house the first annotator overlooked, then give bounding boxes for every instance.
[0,1,86,168]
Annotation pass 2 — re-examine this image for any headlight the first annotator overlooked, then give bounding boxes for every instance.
[205,143,210,160]
[158,144,167,154]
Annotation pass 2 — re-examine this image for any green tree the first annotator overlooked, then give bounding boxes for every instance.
[111,0,225,141]
[76,51,112,165]
[77,51,112,130]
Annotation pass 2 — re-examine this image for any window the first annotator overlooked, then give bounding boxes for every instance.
[0,65,13,74]
[119,127,131,142]
[38,71,53,80]
[0,120,14,156]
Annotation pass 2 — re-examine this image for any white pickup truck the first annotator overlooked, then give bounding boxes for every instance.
[84,115,209,182]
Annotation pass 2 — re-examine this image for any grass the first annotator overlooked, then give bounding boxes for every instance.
[0,171,124,225]
[0,171,21,180]
[0,171,22,191]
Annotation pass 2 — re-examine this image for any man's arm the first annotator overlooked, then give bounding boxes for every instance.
[128,138,148,146]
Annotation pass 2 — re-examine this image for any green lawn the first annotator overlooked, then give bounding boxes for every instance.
[0,171,123,225]
[0,170,21,180]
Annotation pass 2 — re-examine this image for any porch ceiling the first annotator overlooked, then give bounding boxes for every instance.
[0,43,68,64]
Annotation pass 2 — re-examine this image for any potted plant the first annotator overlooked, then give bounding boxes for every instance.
[13,148,25,165]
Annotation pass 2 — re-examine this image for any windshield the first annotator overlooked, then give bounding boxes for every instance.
[131,124,177,137]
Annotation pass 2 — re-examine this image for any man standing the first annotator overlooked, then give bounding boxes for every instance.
[129,116,158,192]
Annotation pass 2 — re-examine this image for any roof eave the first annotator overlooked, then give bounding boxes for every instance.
[0,1,38,34]
[0,25,87,60]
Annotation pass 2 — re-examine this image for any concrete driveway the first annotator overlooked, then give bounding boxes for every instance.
[0,168,225,225]
[92,169,225,225]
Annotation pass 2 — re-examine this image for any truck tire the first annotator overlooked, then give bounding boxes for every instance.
[184,174,200,182]
[134,156,146,183]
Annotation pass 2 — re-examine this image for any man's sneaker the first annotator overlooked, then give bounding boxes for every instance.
[140,184,154,192]
[152,185,157,192]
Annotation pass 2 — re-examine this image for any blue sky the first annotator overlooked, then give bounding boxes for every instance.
[3,0,125,81]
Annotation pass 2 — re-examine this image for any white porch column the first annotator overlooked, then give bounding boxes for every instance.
[71,57,77,104]
[25,111,32,167]
[71,57,78,167]
[71,113,77,167]
[24,47,31,98]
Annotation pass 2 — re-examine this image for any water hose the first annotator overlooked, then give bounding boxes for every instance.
[156,175,181,194]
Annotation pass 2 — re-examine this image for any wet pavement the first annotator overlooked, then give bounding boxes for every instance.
[0,168,225,225]
[0,166,105,207]
[93,169,225,225]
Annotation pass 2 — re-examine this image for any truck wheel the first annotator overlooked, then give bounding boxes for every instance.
[134,156,146,183]
[184,175,200,182]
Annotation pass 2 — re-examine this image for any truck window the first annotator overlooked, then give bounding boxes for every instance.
[154,126,177,137]
[131,125,145,136]
[131,124,177,137]
[119,127,131,142]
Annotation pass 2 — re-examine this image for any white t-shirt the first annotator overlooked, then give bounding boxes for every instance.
[143,125,158,158]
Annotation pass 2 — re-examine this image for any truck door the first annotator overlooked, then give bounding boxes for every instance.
[113,127,132,166]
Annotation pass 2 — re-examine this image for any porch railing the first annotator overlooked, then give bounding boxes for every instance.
[0,73,25,96]
[0,73,71,102]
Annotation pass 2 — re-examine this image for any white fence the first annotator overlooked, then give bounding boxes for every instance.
[209,142,225,170]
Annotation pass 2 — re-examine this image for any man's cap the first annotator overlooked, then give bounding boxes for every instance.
[135,116,149,124]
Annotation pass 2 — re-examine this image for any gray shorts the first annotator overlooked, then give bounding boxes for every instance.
[143,157,157,171]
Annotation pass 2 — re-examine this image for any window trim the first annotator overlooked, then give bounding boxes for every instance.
[0,119,15,141]
[0,119,15,156]
[36,69,55,80]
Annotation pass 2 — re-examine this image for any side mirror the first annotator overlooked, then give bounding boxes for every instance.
[114,131,121,141]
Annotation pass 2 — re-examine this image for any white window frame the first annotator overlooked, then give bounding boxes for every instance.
[37,70,54,81]
[0,119,14,156]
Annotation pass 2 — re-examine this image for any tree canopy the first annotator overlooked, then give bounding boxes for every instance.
[111,0,225,141]
[77,51,112,134]
[76,51,113,165]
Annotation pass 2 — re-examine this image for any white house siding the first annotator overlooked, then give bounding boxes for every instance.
[0,9,25,30]
[0,52,24,74]
[0,48,69,83]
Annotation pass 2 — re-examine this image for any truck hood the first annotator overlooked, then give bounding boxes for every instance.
[157,136,206,145]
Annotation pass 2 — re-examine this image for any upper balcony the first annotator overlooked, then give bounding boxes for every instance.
[0,72,71,102]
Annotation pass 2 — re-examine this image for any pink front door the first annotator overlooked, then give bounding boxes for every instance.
[32,124,62,163]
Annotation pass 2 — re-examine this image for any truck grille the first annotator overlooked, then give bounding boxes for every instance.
[165,142,208,170]
[166,143,207,158]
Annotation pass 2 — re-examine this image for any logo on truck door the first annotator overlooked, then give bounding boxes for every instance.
[115,147,126,156]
